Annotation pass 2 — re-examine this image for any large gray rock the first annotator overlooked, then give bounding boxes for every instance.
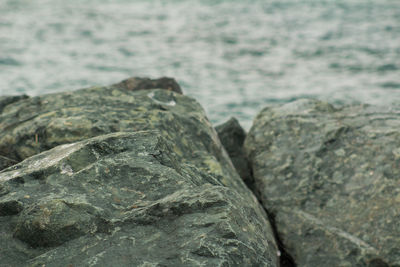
[0,80,278,266]
[245,99,400,266]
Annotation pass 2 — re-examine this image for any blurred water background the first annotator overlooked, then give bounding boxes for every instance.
[1,0,399,129]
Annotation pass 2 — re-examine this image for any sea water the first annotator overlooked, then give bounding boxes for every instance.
[1,0,399,129]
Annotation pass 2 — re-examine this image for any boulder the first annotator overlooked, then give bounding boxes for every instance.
[245,99,400,266]
[215,117,253,187]
[0,79,278,266]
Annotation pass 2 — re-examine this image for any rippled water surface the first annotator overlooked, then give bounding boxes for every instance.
[1,0,400,129]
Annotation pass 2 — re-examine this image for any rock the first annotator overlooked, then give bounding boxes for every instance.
[112,76,183,94]
[245,99,400,266]
[0,80,278,266]
[215,117,253,187]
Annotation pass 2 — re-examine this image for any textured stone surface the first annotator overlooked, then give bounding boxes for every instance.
[215,117,253,187]
[0,81,277,266]
[0,132,277,267]
[245,99,400,266]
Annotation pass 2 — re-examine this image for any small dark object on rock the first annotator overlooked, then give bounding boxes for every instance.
[113,77,183,94]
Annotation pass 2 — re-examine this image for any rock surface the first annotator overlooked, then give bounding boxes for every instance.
[244,99,400,266]
[215,117,253,187]
[0,79,278,266]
